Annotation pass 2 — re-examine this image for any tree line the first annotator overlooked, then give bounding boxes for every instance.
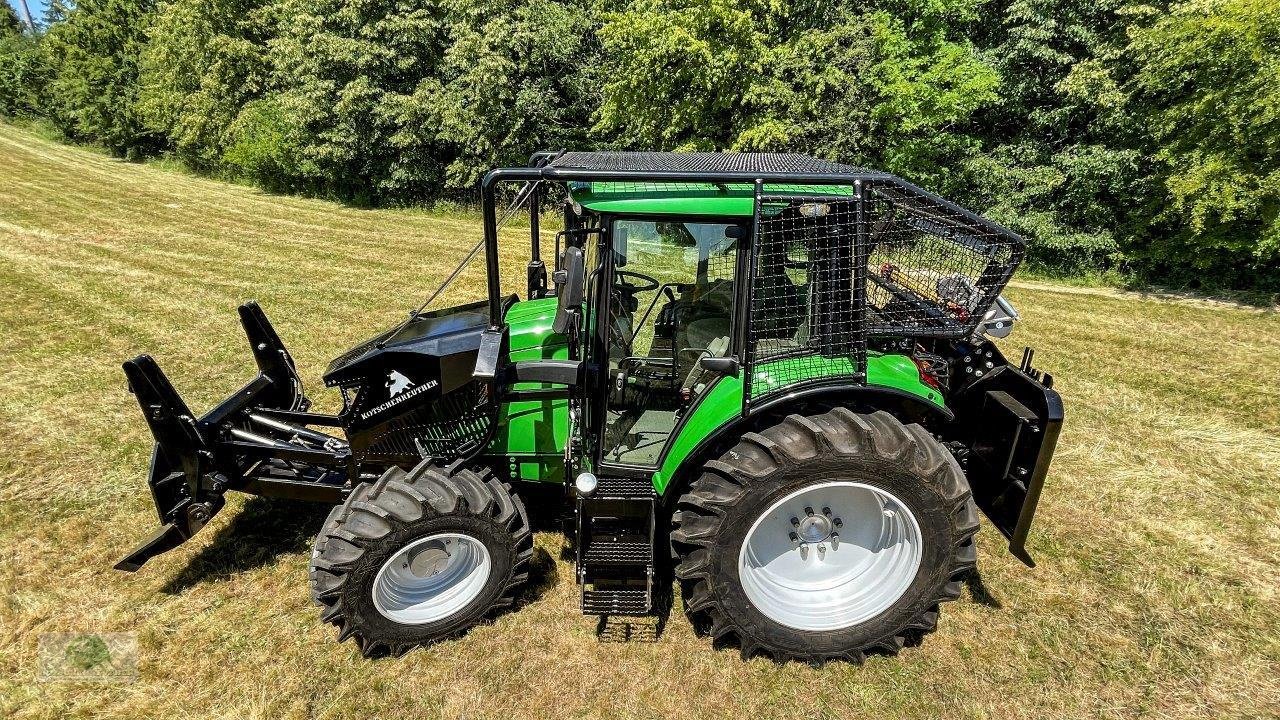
[2,0,1277,291]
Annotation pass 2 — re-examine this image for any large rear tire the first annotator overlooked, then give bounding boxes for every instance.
[309,460,531,657]
[672,408,978,662]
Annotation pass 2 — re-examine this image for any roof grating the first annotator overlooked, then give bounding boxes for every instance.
[547,151,885,177]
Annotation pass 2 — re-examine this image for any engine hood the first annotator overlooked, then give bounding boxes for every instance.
[323,299,489,391]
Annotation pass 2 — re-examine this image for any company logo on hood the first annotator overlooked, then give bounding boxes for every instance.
[360,371,439,421]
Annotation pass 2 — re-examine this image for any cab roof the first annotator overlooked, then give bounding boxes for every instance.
[568,181,855,217]
[544,151,880,217]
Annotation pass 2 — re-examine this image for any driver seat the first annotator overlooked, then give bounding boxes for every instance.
[682,335,731,396]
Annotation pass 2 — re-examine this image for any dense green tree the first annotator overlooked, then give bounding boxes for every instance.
[43,0,73,26]
[0,4,48,118]
[138,0,279,171]
[429,0,602,189]
[250,0,450,201]
[0,0,1274,290]
[595,0,761,151]
[595,0,999,194]
[2,4,23,34]
[41,0,162,157]
[1127,0,1280,288]
[965,0,1145,273]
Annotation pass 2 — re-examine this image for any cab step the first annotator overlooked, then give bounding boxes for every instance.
[575,475,657,617]
[582,589,650,615]
[582,539,652,565]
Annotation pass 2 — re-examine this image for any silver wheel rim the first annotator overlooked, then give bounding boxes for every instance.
[738,481,923,631]
[372,533,492,625]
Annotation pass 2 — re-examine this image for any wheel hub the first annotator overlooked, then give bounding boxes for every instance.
[738,482,924,631]
[796,514,832,543]
[407,545,452,577]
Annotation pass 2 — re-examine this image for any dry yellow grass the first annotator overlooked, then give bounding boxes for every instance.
[2,122,1279,719]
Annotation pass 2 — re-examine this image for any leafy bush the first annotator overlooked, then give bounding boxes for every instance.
[220,96,306,191]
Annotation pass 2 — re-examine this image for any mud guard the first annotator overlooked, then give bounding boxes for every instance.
[115,302,310,572]
[948,355,1063,567]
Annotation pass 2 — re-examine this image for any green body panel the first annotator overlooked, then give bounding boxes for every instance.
[490,297,570,482]
[487,295,943,492]
[650,352,943,494]
[570,182,854,217]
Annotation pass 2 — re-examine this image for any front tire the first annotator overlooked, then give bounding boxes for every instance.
[672,409,978,662]
[309,461,531,658]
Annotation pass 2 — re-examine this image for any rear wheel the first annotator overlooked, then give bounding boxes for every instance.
[672,409,978,662]
[309,461,531,657]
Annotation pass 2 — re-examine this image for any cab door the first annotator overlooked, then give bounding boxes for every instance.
[590,217,745,473]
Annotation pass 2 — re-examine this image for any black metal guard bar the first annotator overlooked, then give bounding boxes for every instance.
[853,179,869,379]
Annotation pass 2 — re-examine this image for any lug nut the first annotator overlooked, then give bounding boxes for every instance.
[830,532,840,550]
[833,518,843,529]
[804,506,815,517]
[821,506,832,517]
[789,531,800,544]
[790,516,800,527]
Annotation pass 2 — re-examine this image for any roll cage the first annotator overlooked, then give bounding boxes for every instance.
[475,151,1027,409]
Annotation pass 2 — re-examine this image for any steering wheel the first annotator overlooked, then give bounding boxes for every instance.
[613,270,660,293]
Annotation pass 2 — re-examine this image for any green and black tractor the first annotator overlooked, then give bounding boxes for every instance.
[116,152,1063,662]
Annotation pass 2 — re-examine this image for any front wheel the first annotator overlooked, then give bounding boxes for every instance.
[309,461,531,658]
[672,409,978,662]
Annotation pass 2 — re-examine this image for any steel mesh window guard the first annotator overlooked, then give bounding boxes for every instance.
[864,183,1021,338]
[745,181,1022,402]
[748,193,867,400]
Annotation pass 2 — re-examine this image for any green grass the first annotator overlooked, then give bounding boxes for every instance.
[2,122,1278,719]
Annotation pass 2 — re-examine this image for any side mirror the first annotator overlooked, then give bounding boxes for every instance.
[699,355,740,376]
[553,246,586,335]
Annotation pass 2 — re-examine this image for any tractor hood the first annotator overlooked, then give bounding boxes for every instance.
[323,299,490,393]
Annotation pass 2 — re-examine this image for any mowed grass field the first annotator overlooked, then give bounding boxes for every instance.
[2,122,1279,719]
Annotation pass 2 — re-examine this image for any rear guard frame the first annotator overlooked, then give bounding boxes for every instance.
[948,348,1064,568]
[116,302,351,572]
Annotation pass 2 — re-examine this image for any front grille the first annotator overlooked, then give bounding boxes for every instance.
[362,383,492,460]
